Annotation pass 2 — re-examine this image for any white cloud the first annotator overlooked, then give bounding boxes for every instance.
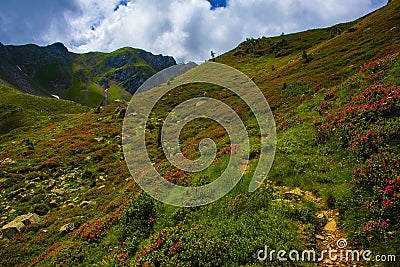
[42,0,386,62]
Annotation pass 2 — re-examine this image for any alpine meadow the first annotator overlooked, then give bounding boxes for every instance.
[0,1,400,266]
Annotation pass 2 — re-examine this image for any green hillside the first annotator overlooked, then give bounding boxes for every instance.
[0,83,88,136]
[0,1,399,266]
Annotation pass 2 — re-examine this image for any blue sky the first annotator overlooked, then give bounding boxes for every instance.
[0,0,387,62]
[208,0,227,9]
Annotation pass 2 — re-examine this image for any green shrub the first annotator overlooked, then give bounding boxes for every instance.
[119,193,155,252]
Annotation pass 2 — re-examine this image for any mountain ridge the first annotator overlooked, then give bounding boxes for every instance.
[0,43,176,107]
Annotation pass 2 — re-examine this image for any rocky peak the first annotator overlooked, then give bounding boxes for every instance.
[46,42,69,55]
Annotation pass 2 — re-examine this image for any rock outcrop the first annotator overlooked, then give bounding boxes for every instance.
[1,213,40,239]
[59,223,75,234]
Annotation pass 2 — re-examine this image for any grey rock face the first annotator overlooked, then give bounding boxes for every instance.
[1,213,40,239]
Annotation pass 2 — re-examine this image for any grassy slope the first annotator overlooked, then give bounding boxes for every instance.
[0,1,399,266]
[0,83,88,136]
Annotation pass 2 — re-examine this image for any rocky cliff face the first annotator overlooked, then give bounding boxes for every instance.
[0,43,176,106]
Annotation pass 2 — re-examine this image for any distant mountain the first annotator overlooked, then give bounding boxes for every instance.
[0,42,176,107]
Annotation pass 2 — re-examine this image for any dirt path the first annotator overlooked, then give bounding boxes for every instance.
[272,185,367,267]
[315,209,365,267]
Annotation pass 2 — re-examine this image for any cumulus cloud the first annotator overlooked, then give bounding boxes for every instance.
[0,0,79,45]
[0,0,387,62]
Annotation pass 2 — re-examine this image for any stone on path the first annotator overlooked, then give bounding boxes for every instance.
[323,219,337,232]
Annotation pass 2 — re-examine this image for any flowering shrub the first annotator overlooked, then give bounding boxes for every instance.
[131,223,235,267]
[347,129,383,159]
[315,82,400,145]
[77,213,119,243]
[352,153,400,234]
[314,78,400,237]
[352,153,399,196]
[344,82,400,121]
